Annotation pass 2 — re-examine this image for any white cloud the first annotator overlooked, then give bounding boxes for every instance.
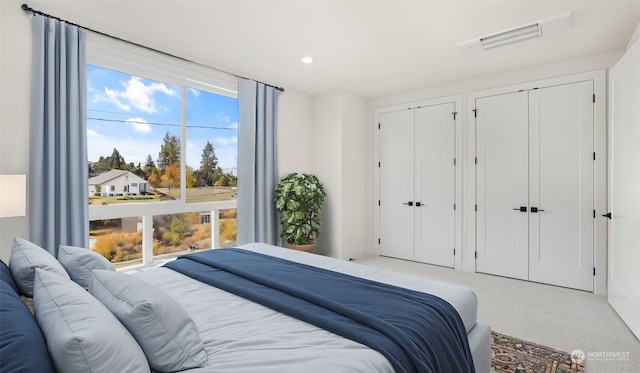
[120,77,178,113]
[86,129,101,138]
[91,76,178,114]
[213,136,238,146]
[215,112,230,125]
[126,117,152,134]
[104,87,131,111]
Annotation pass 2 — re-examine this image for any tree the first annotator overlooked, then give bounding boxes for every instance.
[127,162,145,178]
[224,170,237,187]
[161,163,180,196]
[214,175,227,187]
[157,132,180,170]
[142,154,156,179]
[169,214,191,240]
[198,141,218,186]
[89,148,130,177]
[90,155,110,176]
[148,168,162,190]
[186,167,196,188]
[108,148,126,170]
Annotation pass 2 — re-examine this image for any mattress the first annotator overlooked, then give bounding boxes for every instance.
[134,243,490,373]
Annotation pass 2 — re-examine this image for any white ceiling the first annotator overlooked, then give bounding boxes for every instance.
[26,0,640,98]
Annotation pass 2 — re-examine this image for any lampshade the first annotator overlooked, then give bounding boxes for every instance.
[0,175,26,218]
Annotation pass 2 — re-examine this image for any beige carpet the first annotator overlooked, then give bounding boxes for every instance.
[492,331,585,373]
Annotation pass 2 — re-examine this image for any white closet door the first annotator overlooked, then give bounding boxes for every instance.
[528,82,594,291]
[414,103,456,267]
[379,110,415,260]
[476,92,529,280]
[608,40,640,338]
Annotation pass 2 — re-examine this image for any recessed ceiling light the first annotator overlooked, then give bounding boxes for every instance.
[301,57,314,64]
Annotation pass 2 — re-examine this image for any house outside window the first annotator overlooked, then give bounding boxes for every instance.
[86,40,238,267]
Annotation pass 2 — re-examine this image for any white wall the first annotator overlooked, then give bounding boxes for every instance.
[308,91,369,260]
[0,1,33,262]
[276,89,313,176]
[339,92,370,260]
[312,92,343,257]
[627,21,640,50]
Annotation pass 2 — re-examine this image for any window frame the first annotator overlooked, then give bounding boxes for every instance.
[86,36,238,266]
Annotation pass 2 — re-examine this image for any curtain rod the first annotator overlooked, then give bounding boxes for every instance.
[21,3,285,92]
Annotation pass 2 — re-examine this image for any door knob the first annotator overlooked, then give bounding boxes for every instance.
[402,201,414,206]
[602,212,612,219]
[531,207,545,213]
[513,206,527,212]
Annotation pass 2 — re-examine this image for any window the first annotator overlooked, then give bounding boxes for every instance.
[86,40,238,267]
[185,88,238,202]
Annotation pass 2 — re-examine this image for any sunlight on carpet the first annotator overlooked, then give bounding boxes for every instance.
[491,331,585,373]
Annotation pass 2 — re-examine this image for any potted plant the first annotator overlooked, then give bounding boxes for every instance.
[273,173,326,253]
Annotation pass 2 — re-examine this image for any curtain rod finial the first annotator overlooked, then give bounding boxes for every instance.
[22,4,30,11]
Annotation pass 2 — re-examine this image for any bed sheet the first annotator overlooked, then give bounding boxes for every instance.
[134,243,480,373]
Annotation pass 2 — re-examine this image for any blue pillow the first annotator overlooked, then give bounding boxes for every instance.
[0,260,19,295]
[0,279,55,373]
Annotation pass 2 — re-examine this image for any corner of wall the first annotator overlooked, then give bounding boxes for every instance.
[627,21,640,51]
[306,91,372,259]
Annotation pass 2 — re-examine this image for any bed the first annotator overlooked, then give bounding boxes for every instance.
[1,239,491,373]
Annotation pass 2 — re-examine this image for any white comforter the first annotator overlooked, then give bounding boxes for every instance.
[133,243,478,373]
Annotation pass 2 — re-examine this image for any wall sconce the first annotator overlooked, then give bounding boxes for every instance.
[0,175,26,218]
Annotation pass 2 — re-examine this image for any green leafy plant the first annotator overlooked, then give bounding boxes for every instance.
[273,173,326,245]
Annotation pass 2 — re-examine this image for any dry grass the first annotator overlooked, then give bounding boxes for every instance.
[162,187,236,203]
[91,209,238,264]
[89,187,235,205]
[93,230,142,263]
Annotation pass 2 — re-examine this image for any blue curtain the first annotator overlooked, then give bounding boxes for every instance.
[29,15,88,256]
[237,78,279,245]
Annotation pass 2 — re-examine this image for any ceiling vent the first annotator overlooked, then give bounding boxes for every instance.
[457,12,572,56]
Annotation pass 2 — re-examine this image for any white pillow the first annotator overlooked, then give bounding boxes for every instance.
[58,245,115,288]
[33,268,150,373]
[9,237,70,297]
[89,270,208,372]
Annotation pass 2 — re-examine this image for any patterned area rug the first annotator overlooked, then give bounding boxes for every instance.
[491,331,585,373]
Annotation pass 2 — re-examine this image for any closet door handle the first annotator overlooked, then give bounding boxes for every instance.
[531,207,545,213]
[402,201,414,206]
[602,212,612,219]
[513,206,527,212]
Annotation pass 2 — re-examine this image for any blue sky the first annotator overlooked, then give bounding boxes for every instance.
[86,65,238,174]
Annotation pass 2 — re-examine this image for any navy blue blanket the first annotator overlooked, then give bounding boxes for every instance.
[164,248,475,373]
